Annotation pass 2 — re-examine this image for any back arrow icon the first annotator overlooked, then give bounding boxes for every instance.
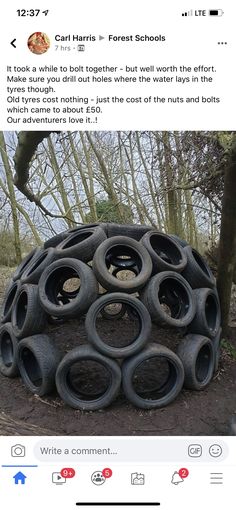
[11,39,16,48]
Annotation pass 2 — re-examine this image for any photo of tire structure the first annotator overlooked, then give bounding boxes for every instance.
[0,131,235,436]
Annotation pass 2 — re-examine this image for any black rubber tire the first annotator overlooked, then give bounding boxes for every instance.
[38,258,98,318]
[85,293,152,358]
[93,236,152,293]
[188,288,221,338]
[107,223,153,240]
[55,345,121,410]
[0,323,19,377]
[140,231,187,274]
[11,284,47,339]
[68,222,108,236]
[169,234,189,248]
[1,280,21,323]
[122,343,184,409]
[182,246,216,289]
[140,271,196,328]
[177,334,214,390]
[44,231,69,249]
[17,334,61,396]
[21,248,57,284]
[55,226,107,262]
[12,247,41,281]
[212,327,222,372]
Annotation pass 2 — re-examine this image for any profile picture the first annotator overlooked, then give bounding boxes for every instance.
[27,32,50,54]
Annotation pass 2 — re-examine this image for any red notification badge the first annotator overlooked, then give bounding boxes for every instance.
[102,468,113,478]
[60,467,76,479]
[178,468,189,479]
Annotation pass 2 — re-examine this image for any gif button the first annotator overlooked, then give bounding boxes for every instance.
[188,444,202,457]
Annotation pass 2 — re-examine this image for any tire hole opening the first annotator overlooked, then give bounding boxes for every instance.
[150,235,182,265]
[205,294,218,331]
[45,267,81,305]
[106,246,142,274]
[61,231,93,249]
[96,303,141,347]
[192,249,211,276]
[21,347,43,387]
[158,279,190,319]
[16,291,28,329]
[3,284,18,316]
[195,344,212,382]
[132,357,178,400]
[1,332,14,367]
[66,360,112,400]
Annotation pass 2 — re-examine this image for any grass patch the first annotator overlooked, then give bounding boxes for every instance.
[221,339,236,360]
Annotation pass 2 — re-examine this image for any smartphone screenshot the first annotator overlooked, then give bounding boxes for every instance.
[0,1,235,509]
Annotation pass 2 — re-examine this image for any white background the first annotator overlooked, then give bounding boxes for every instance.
[0,0,235,129]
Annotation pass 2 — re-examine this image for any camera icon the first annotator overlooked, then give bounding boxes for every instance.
[11,444,26,457]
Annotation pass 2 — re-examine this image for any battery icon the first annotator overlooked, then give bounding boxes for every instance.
[209,9,224,16]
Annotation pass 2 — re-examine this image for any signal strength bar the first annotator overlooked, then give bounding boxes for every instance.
[182,10,193,16]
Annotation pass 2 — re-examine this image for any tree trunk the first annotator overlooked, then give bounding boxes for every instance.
[0,131,22,263]
[217,136,236,336]
[162,132,179,234]
[46,137,75,227]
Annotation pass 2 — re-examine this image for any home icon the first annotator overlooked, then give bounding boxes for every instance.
[13,471,27,485]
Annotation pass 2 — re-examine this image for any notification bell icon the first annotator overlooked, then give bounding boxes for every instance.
[171,471,184,485]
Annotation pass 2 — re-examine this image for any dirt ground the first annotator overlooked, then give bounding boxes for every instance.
[0,266,236,436]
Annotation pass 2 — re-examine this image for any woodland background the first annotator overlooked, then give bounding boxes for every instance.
[0,130,235,335]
